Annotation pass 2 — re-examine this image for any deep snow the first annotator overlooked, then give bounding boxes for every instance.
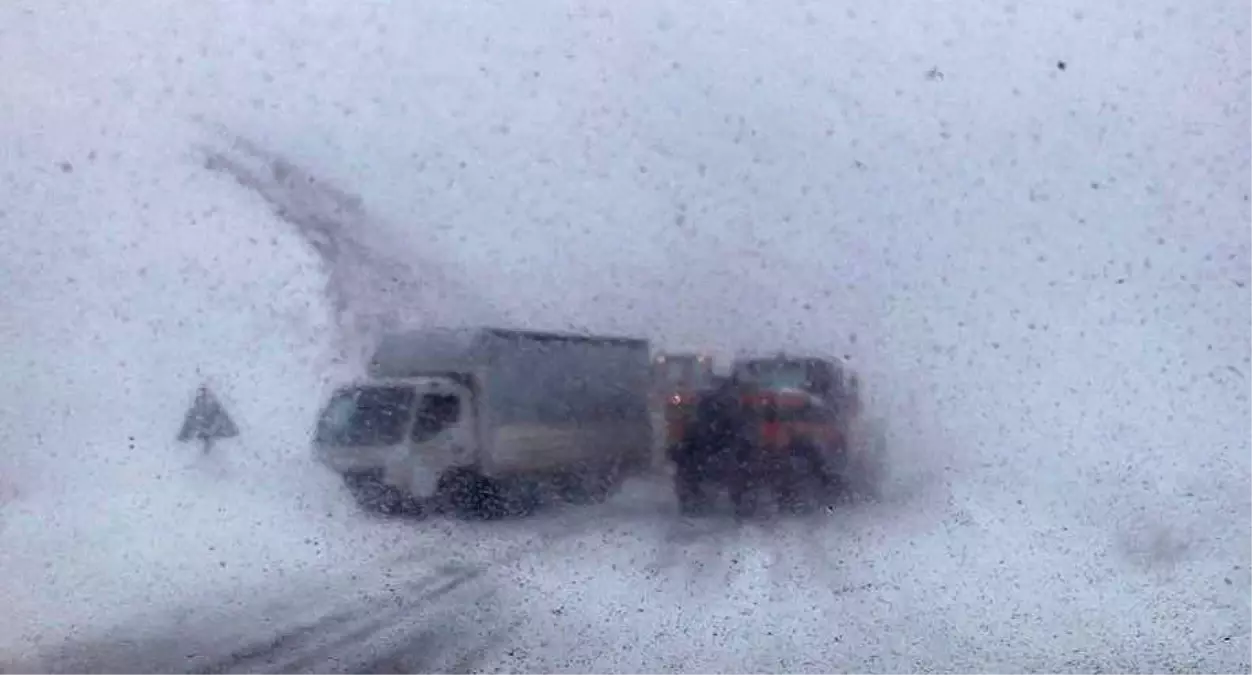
[493,488,1248,673]
[0,101,412,654]
[1,0,1248,670]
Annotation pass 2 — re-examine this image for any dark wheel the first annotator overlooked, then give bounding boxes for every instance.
[440,468,508,520]
[674,463,712,516]
[505,479,543,516]
[475,480,509,520]
[773,462,811,515]
[343,472,406,515]
[793,438,842,508]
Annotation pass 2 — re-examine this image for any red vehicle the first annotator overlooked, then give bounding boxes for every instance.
[733,354,863,507]
[671,352,867,516]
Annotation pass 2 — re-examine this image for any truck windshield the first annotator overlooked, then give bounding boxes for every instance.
[735,362,810,390]
[315,385,416,446]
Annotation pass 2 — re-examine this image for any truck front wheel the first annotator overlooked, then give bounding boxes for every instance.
[439,468,508,520]
[343,471,410,515]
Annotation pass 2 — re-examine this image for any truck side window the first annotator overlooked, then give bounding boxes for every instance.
[413,393,461,442]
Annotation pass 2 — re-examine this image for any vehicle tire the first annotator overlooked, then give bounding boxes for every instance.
[728,463,758,519]
[499,479,542,516]
[795,438,842,508]
[475,476,510,520]
[773,463,809,515]
[343,472,405,515]
[674,468,710,516]
[440,468,508,520]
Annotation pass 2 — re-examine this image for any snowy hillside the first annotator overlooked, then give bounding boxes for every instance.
[0,87,387,651]
[1,0,1248,669]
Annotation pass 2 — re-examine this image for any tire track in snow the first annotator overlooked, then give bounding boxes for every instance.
[24,496,640,674]
[204,495,689,674]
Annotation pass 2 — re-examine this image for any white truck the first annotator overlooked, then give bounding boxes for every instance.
[313,326,655,517]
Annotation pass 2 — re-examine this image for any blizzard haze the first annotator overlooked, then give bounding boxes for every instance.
[1,0,1249,671]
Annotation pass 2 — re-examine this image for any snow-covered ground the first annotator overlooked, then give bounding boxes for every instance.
[0,100,419,656]
[15,477,1248,673]
[498,484,1246,673]
[1,0,1248,671]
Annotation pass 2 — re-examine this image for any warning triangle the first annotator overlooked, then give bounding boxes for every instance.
[177,384,240,442]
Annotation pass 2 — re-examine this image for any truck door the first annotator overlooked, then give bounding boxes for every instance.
[404,378,478,498]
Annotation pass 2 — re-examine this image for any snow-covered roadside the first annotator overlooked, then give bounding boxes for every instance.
[0,71,433,661]
[0,459,413,658]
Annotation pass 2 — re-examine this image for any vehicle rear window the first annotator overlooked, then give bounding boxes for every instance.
[736,362,811,390]
[316,385,416,446]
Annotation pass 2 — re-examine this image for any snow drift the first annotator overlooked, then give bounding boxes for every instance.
[0,71,480,660]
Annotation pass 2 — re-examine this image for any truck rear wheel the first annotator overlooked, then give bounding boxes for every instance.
[728,462,759,518]
[343,471,410,515]
[782,437,840,508]
[773,466,809,514]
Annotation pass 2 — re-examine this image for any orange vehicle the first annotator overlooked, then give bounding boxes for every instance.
[728,353,863,512]
[670,352,865,516]
[733,354,859,444]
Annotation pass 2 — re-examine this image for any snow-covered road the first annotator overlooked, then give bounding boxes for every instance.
[20,473,1248,674]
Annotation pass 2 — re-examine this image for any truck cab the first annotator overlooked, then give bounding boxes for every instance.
[730,354,860,419]
[728,353,863,511]
[313,375,478,505]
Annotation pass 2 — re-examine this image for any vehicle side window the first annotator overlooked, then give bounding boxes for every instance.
[412,393,461,442]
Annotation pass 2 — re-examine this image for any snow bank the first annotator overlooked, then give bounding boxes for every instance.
[0,54,418,659]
